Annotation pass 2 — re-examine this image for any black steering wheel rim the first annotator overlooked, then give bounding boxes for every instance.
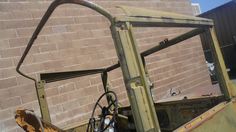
[87,91,118,132]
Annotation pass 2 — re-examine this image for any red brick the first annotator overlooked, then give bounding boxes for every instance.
[42,60,63,70]
[61,98,80,111]
[0,67,17,78]
[0,19,39,30]
[0,29,17,40]
[75,78,91,89]
[16,73,36,85]
[21,91,37,104]
[0,89,11,101]
[0,58,13,69]
[1,119,19,131]
[0,2,48,12]
[48,104,63,116]
[9,37,29,48]
[19,101,40,112]
[47,17,75,26]
[8,83,35,98]
[20,63,44,73]
[33,52,53,63]
[31,10,47,19]
[0,0,213,130]
[3,10,32,20]
[52,25,67,33]
[58,82,76,94]
[0,109,12,121]
[0,47,21,58]
[0,96,21,109]
[56,41,73,50]
[0,77,17,89]
[45,87,59,97]
[0,40,10,50]
[24,27,52,37]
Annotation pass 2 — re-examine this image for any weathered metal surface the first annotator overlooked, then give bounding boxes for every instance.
[174,100,236,132]
[116,6,213,27]
[118,6,211,22]
[105,28,206,72]
[141,28,206,57]
[15,109,63,132]
[15,0,236,132]
[40,69,105,83]
[36,81,51,122]
[111,22,161,132]
[119,96,223,131]
[209,28,236,99]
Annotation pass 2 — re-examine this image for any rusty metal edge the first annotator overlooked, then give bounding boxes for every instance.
[173,101,228,132]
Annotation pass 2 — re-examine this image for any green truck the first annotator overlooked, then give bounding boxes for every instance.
[15,0,236,132]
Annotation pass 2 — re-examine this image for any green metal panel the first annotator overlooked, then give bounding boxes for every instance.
[116,6,213,27]
[117,6,211,22]
[174,101,236,132]
[192,101,236,132]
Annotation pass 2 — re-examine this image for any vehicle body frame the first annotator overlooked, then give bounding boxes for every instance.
[16,0,236,132]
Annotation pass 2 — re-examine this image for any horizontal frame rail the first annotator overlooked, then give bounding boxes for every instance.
[105,28,206,72]
[40,69,105,83]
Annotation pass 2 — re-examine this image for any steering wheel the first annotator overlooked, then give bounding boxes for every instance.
[87,91,118,132]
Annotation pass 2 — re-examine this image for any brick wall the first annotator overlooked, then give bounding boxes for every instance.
[0,0,216,131]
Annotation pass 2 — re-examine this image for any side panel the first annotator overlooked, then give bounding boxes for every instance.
[192,101,236,132]
[174,101,236,132]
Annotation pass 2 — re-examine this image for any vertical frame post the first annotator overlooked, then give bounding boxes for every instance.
[36,80,51,122]
[111,22,161,132]
[209,28,236,100]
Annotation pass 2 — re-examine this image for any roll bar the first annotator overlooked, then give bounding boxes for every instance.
[16,0,113,83]
[16,0,212,90]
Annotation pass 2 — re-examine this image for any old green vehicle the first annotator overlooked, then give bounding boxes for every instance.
[15,0,236,132]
